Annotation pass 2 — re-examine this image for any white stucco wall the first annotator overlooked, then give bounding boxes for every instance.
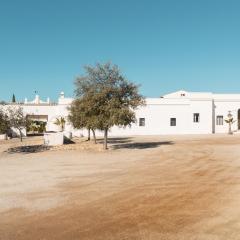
[105,97,214,136]
[214,100,240,133]
[188,99,213,134]
[107,100,191,136]
[1,90,240,137]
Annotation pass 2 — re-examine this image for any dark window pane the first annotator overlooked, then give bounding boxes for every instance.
[139,118,145,127]
[193,113,200,123]
[216,116,223,125]
[170,118,176,126]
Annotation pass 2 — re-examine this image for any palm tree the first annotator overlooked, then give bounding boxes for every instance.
[54,117,66,132]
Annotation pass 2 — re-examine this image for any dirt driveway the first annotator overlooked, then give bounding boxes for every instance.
[0,135,240,240]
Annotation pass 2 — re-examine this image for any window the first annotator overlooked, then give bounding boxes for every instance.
[216,116,224,125]
[193,113,200,123]
[170,118,176,126]
[139,118,145,127]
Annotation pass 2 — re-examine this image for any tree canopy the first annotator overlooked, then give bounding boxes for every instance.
[12,94,16,103]
[0,109,9,134]
[69,62,145,149]
[7,106,26,141]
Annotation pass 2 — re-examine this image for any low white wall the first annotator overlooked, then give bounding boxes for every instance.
[10,127,27,138]
[44,132,64,146]
[0,134,7,140]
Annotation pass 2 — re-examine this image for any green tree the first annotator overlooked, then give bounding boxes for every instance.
[69,96,99,144]
[7,106,26,141]
[73,62,145,149]
[12,94,16,103]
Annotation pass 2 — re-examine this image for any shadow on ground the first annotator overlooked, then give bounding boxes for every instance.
[99,137,174,150]
[99,137,133,145]
[112,141,174,149]
[6,145,52,154]
[5,138,174,153]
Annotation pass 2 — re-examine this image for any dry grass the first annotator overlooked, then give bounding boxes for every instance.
[0,134,240,239]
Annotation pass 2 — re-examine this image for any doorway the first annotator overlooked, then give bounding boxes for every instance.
[26,115,48,136]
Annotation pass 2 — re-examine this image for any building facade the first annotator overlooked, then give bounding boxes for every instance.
[1,90,240,136]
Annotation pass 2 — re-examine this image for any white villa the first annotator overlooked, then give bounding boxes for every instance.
[1,90,240,136]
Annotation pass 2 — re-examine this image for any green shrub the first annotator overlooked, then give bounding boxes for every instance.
[0,110,9,134]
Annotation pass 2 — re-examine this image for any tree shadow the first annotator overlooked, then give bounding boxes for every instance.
[98,137,133,144]
[26,133,44,137]
[6,145,52,154]
[111,139,174,150]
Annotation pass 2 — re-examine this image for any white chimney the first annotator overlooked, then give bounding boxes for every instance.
[35,95,40,104]
[60,91,65,99]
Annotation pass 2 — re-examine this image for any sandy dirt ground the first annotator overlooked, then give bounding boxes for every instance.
[0,134,240,240]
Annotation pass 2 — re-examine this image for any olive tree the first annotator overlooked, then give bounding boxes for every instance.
[69,96,99,144]
[72,62,145,149]
[0,109,9,135]
[7,106,26,141]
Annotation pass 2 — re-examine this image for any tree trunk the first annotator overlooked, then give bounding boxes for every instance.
[19,129,23,142]
[104,128,108,150]
[92,129,97,144]
[229,123,233,135]
[87,128,91,141]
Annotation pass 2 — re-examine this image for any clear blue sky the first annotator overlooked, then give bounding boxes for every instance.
[1,0,240,101]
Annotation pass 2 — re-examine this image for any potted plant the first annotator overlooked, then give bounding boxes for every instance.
[225,111,235,135]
